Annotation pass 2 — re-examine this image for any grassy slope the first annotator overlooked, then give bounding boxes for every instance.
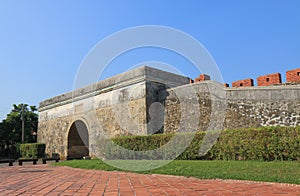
[54,160,300,184]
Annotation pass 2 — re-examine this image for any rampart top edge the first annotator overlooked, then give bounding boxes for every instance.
[39,66,190,110]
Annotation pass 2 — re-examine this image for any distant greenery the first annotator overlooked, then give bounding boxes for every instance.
[104,126,299,161]
[0,104,38,158]
[20,143,45,158]
[54,160,300,184]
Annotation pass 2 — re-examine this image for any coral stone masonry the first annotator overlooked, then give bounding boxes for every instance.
[38,66,300,159]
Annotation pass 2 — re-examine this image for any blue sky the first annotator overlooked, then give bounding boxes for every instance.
[0,1,300,120]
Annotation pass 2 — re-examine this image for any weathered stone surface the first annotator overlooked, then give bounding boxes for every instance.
[38,66,300,159]
[164,81,227,132]
[38,66,190,158]
[164,81,300,132]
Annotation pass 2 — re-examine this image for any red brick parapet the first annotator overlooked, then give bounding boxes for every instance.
[286,68,300,83]
[232,78,254,87]
[192,68,300,88]
[195,74,210,82]
[257,73,282,86]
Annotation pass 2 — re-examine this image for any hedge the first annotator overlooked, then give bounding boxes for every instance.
[103,126,300,161]
[19,143,46,158]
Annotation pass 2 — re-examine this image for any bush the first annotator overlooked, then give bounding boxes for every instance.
[19,143,46,158]
[102,126,300,161]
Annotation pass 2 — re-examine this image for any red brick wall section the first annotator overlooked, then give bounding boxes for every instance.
[200,74,210,81]
[192,68,300,87]
[257,73,282,86]
[286,68,300,83]
[232,79,254,87]
[195,74,210,82]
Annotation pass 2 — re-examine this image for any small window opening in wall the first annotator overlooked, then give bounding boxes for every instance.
[297,72,300,76]
[266,78,270,82]
[240,83,243,86]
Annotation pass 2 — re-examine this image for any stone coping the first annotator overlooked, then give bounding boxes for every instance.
[39,66,190,111]
[168,80,300,101]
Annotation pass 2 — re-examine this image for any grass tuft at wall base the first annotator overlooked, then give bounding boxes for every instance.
[103,126,300,161]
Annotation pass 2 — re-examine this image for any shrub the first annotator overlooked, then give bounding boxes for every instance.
[19,143,46,158]
[102,126,300,161]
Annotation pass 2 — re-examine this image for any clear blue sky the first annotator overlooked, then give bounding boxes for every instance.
[0,0,300,120]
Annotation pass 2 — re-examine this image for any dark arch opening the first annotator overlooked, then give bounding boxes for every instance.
[67,120,89,158]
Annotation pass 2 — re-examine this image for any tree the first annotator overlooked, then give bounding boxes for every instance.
[0,103,38,158]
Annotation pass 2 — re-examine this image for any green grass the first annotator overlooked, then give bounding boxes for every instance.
[54,160,300,184]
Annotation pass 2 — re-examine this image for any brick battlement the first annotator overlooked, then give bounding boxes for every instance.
[38,66,300,158]
[286,68,300,83]
[195,74,210,82]
[257,73,282,86]
[194,67,300,88]
[232,78,254,87]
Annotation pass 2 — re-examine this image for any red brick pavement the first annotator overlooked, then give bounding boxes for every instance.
[0,165,299,195]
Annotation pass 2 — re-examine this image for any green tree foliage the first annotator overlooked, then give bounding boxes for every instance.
[20,143,45,158]
[0,104,38,158]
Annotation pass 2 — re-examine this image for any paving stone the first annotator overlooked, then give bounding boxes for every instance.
[0,165,299,195]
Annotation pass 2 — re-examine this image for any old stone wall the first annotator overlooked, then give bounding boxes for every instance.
[38,116,71,158]
[38,66,190,158]
[38,82,148,158]
[38,66,300,158]
[164,81,300,132]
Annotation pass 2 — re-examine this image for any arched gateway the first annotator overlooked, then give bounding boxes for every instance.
[37,66,300,159]
[67,120,89,158]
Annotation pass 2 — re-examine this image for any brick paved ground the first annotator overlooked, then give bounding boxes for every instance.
[0,165,299,195]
